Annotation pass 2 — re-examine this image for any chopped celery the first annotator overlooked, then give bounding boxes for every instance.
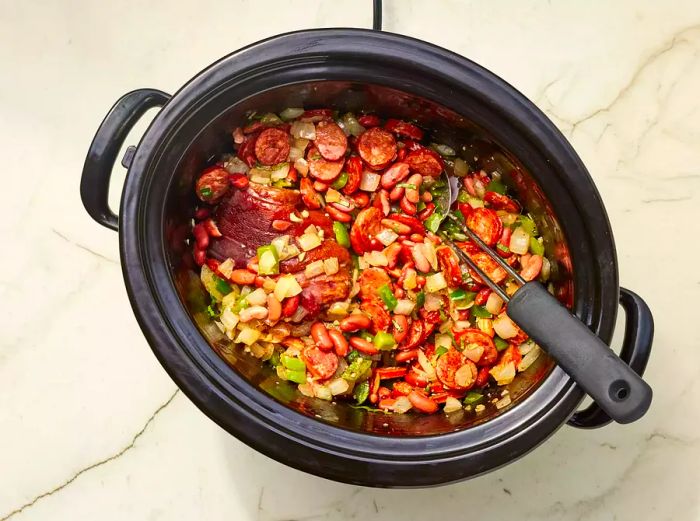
[517,215,538,236]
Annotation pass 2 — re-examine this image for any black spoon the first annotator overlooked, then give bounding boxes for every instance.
[433,173,652,423]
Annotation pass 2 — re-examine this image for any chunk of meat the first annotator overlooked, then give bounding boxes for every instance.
[255,128,290,166]
[405,148,444,177]
[350,207,383,255]
[314,120,348,161]
[360,299,392,334]
[358,268,392,301]
[302,347,338,380]
[195,166,230,203]
[357,127,397,168]
[208,182,299,264]
[466,208,502,247]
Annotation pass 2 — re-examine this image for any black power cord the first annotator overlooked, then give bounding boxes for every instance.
[373,0,383,30]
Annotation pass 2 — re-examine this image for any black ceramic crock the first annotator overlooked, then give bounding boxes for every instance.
[80,29,653,487]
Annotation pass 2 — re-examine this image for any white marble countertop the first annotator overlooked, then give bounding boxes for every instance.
[1,0,698,519]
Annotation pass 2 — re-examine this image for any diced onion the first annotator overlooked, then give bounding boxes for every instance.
[235,327,261,346]
[518,340,536,356]
[365,250,388,267]
[297,232,322,252]
[444,396,463,413]
[476,317,494,336]
[432,143,456,157]
[425,272,447,293]
[298,382,315,397]
[493,314,519,339]
[420,241,438,271]
[280,107,304,121]
[498,211,518,227]
[289,305,308,323]
[518,344,542,372]
[220,307,239,331]
[393,299,415,316]
[327,301,350,317]
[323,257,339,275]
[376,228,399,246]
[495,394,512,409]
[359,171,381,192]
[435,334,452,350]
[290,120,316,140]
[274,274,303,301]
[289,147,304,163]
[218,258,235,279]
[509,226,530,255]
[474,178,486,199]
[490,361,516,385]
[246,288,267,306]
[305,260,325,278]
[463,343,484,363]
[424,292,443,311]
[453,158,469,177]
[270,162,290,181]
[485,292,504,314]
[223,157,249,174]
[325,188,342,203]
[417,350,437,381]
[342,113,366,137]
[454,320,470,331]
[393,396,413,414]
[271,235,290,258]
[328,378,350,396]
[541,256,551,281]
[249,175,272,185]
[402,268,417,290]
[294,157,309,176]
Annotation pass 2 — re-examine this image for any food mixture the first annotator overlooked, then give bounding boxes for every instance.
[191,108,550,415]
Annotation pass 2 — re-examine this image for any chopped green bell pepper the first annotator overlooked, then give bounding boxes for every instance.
[373,331,396,350]
[286,369,307,384]
[377,284,398,311]
[281,354,306,372]
[342,357,373,382]
[471,305,492,318]
[463,391,484,405]
[486,179,506,195]
[415,291,425,310]
[435,346,448,358]
[529,236,545,256]
[517,215,538,236]
[333,221,351,248]
[423,213,443,233]
[353,380,370,404]
[494,336,509,351]
[331,172,349,190]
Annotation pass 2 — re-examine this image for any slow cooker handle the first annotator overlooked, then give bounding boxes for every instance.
[567,287,654,429]
[80,89,170,231]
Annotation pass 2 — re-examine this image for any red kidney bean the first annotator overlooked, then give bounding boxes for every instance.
[300,178,322,210]
[192,223,209,250]
[475,288,491,306]
[281,295,300,317]
[194,207,211,220]
[339,314,372,332]
[380,162,410,189]
[193,248,206,266]
[267,294,282,324]
[377,386,391,400]
[392,315,409,344]
[409,233,424,243]
[357,114,380,127]
[417,202,436,221]
[389,185,404,201]
[422,191,433,202]
[381,218,412,235]
[404,370,428,387]
[400,196,417,215]
[352,192,370,208]
[330,200,356,213]
[408,391,439,413]
[230,269,256,285]
[404,173,422,203]
[311,322,334,351]
[394,287,405,299]
[349,336,379,355]
[395,348,418,363]
[373,189,390,216]
[203,219,222,237]
[328,329,349,357]
[326,205,352,223]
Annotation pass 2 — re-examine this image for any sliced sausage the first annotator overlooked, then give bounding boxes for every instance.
[357,127,397,168]
[315,120,348,161]
[484,191,520,213]
[384,119,424,141]
[455,329,498,367]
[360,299,392,334]
[350,207,383,255]
[195,167,230,203]
[466,207,503,247]
[436,349,467,389]
[302,347,338,380]
[358,267,392,301]
[405,148,444,177]
[466,251,508,285]
[307,146,344,182]
[255,128,290,165]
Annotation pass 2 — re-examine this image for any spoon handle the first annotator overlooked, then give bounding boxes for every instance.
[507,282,652,424]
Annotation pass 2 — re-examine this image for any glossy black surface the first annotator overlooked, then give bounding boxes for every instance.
[81,29,654,486]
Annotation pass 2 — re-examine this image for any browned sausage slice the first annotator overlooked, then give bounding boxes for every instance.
[315,120,348,161]
[357,127,397,168]
[255,128,290,166]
